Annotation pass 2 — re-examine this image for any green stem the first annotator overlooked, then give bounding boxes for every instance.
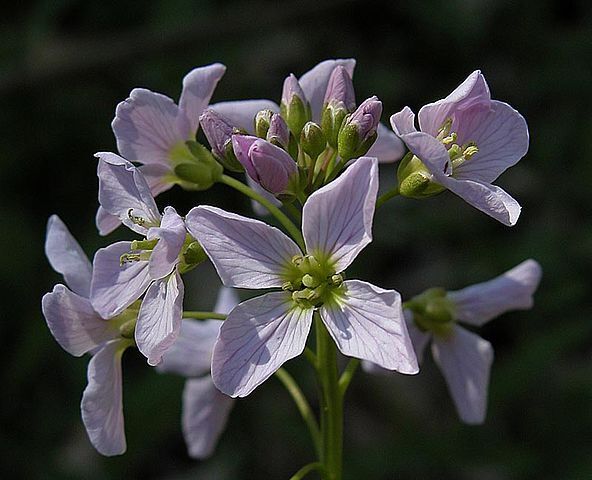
[285,202,302,223]
[219,174,305,250]
[315,313,343,480]
[182,311,227,320]
[275,368,321,458]
[289,462,324,480]
[338,358,360,396]
[376,185,400,209]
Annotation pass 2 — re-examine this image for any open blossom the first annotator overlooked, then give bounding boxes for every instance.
[186,157,418,398]
[368,259,542,423]
[158,287,239,459]
[391,70,529,226]
[41,215,136,456]
[91,153,187,366]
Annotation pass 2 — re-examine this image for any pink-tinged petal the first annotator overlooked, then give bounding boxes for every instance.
[90,242,152,318]
[366,123,406,163]
[42,285,118,356]
[179,63,226,134]
[81,339,129,456]
[439,176,521,226]
[298,58,356,122]
[454,100,529,183]
[138,163,175,196]
[418,70,491,136]
[214,286,241,315]
[448,259,542,327]
[146,206,186,280]
[186,206,302,289]
[320,280,418,373]
[391,108,452,176]
[112,88,188,165]
[182,376,235,459]
[249,139,298,194]
[246,174,282,216]
[135,271,184,366]
[431,325,494,424]
[158,319,222,377]
[45,215,92,297]
[231,134,258,179]
[210,100,279,134]
[302,156,378,272]
[96,207,121,237]
[96,153,161,235]
[212,292,313,397]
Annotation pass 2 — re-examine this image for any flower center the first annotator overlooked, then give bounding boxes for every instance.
[436,118,479,173]
[406,287,456,337]
[119,238,158,265]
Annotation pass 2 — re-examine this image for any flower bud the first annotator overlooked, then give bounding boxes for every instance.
[300,122,326,159]
[324,65,356,112]
[199,109,244,172]
[255,109,274,139]
[406,287,455,336]
[337,96,381,161]
[173,141,223,190]
[266,113,290,149]
[397,153,445,199]
[280,74,311,137]
[232,135,298,195]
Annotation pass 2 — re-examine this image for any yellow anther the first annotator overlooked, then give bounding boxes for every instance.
[329,274,343,286]
[462,144,479,159]
[441,132,457,145]
[302,274,320,289]
[120,253,141,266]
[128,208,145,226]
[282,281,294,291]
[436,118,453,140]
[291,255,304,266]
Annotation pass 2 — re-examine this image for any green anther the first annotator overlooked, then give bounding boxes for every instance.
[441,132,457,145]
[463,144,479,159]
[292,255,304,267]
[120,253,141,265]
[436,118,453,140]
[282,281,295,291]
[302,274,320,289]
[447,144,462,160]
[329,274,343,286]
[130,239,158,251]
[127,208,145,226]
[119,318,136,339]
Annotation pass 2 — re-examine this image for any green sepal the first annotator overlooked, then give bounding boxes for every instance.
[320,104,347,148]
[337,125,377,162]
[300,122,326,159]
[397,153,445,199]
[179,241,207,274]
[281,97,311,138]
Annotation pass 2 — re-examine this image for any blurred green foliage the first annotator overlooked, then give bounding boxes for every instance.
[1,0,591,478]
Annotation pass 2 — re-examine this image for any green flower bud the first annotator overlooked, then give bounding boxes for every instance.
[300,121,326,159]
[173,141,223,190]
[255,109,274,139]
[280,74,311,137]
[397,153,445,199]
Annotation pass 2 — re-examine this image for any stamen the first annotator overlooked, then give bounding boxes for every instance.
[441,132,457,145]
[462,144,479,159]
[120,253,141,265]
[436,118,453,141]
[128,208,146,226]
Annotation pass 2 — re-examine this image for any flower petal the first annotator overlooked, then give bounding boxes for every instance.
[45,215,92,297]
[178,63,226,134]
[366,123,406,163]
[96,207,122,237]
[186,206,302,289]
[81,339,129,456]
[96,153,161,235]
[90,241,152,318]
[431,326,494,424]
[135,271,184,366]
[298,58,356,122]
[112,88,188,165]
[158,319,222,377]
[214,286,241,315]
[454,100,529,183]
[439,176,521,226]
[182,376,235,459]
[210,100,279,134]
[146,206,186,280]
[448,259,542,326]
[42,285,117,356]
[320,280,418,373]
[302,156,378,272]
[212,292,313,397]
[138,163,175,196]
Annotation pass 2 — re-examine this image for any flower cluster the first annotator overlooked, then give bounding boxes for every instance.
[42,58,540,474]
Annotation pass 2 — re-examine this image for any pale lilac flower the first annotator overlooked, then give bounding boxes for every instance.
[42,215,135,456]
[186,157,418,397]
[158,287,239,459]
[368,259,542,424]
[91,153,187,366]
[391,70,529,226]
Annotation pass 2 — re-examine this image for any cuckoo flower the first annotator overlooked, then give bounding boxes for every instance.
[158,287,239,459]
[368,259,542,424]
[41,215,137,456]
[391,70,529,226]
[91,153,187,366]
[186,157,418,397]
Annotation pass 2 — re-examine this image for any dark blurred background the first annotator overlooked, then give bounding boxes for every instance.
[2,0,592,478]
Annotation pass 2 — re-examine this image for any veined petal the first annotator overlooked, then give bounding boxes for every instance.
[302,156,378,272]
[431,326,493,424]
[158,319,222,377]
[90,241,152,318]
[448,259,542,326]
[96,207,122,237]
[320,280,418,373]
[186,206,302,289]
[81,339,129,456]
[212,292,313,397]
[439,176,521,226]
[179,63,226,134]
[147,206,186,280]
[45,215,92,297]
[96,153,161,235]
[138,163,175,196]
[366,123,406,163]
[210,100,279,134]
[112,88,188,165]
[182,376,235,459]
[42,285,118,356]
[135,271,184,366]
[418,70,491,137]
[298,58,356,122]
[454,100,529,183]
